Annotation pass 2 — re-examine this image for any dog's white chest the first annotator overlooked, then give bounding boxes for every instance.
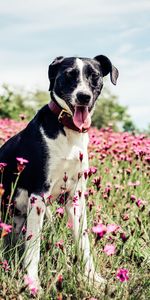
[41,127,89,198]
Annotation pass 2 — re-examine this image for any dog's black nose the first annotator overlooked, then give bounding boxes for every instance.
[76,92,91,104]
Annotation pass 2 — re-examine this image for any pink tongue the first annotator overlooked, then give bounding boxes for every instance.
[73,106,91,130]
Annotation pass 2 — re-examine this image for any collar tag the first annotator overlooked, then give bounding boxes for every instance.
[58,109,71,121]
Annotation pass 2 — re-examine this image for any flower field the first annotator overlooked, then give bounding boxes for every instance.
[0,118,150,299]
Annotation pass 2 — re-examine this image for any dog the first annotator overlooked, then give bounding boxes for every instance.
[0,55,118,291]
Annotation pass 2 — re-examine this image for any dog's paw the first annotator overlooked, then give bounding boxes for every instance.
[92,272,107,286]
[84,268,107,289]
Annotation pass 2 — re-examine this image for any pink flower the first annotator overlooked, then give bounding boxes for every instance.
[103,244,116,256]
[24,275,38,296]
[22,225,26,234]
[136,199,145,207]
[128,181,140,187]
[0,221,12,233]
[116,268,129,282]
[92,223,107,238]
[56,207,64,216]
[16,157,29,173]
[88,166,97,177]
[130,194,136,202]
[0,162,7,172]
[122,213,129,221]
[107,224,120,233]
[16,157,29,164]
[55,240,64,250]
[0,259,10,271]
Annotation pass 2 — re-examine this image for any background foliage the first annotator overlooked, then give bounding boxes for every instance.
[0,84,150,134]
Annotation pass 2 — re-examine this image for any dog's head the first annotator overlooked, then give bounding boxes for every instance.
[48,55,119,130]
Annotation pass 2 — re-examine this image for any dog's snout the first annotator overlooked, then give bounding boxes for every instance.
[76,92,91,104]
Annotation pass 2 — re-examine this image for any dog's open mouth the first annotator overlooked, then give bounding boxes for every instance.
[73,106,91,130]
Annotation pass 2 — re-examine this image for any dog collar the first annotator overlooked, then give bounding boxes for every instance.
[48,100,89,133]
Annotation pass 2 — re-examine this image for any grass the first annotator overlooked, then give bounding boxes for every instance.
[0,121,150,299]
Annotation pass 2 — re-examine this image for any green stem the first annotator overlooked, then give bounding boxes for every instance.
[4,172,21,224]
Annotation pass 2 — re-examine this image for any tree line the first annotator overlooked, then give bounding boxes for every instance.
[0,84,149,134]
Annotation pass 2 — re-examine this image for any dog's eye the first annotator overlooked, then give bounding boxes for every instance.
[90,73,100,86]
[65,70,78,82]
[86,67,100,81]
[91,72,100,80]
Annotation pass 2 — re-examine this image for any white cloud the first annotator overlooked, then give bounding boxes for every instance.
[0,0,150,30]
[0,0,150,129]
[1,0,150,14]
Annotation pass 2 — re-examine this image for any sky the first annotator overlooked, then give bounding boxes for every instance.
[0,0,150,129]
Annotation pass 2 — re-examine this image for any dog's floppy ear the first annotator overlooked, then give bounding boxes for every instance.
[94,55,119,85]
[48,56,64,91]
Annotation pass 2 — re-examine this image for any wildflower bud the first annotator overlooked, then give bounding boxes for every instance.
[22,225,26,234]
[88,166,97,177]
[78,190,82,197]
[78,172,82,180]
[19,113,26,120]
[56,274,63,291]
[57,294,63,300]
[46,194,53,205]
[122,213,129,221]
[56,207,64,217]
[120,232,128,242]
[0,162,7,173]
[1,259,10,271]
[130,194,136,202]
[93,177,102,191]
[84,170,88,180]
[125,168,131,175]
[136,199,144,207]
[88,188,95,196]
[55,240,64,251]
[88,200,94,211]
[0,184,5,197]
[16,157,29,173]
[26,233,33,241]
[58,193,65,205]
[84,191,89,199]
[105,186,111,197]
[79,152,83,162]
[63,172,68,183]
[17,164,25,173]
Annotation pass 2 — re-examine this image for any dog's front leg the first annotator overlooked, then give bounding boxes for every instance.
[24,195,46,290]
[65,186,105,285]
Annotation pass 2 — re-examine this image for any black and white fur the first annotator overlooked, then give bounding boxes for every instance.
[0,55,118,290]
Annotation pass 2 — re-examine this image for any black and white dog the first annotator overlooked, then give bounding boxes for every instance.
[0,55,118,290]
